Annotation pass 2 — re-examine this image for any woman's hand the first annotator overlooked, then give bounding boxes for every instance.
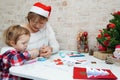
[39,46,52,58]
[28,49,39,59]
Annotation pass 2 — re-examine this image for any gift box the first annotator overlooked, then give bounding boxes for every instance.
[93,51,113,60]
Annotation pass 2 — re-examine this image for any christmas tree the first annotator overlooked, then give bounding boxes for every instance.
[96,11,120,52]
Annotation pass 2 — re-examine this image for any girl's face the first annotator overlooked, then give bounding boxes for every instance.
[12,34,30,52]
[29,18,47,33]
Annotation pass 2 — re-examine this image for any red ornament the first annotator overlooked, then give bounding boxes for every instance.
[97,34,102,38]
[83,31,88,37]
[104,33,109,37]
[117,11,120,15]
[103,40,110,46]
[113,11,120,15]
[109,23,115,29]
[106,36,111,40]
[98,45,107,51]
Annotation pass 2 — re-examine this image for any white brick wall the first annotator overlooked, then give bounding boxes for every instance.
[0,0,120,51]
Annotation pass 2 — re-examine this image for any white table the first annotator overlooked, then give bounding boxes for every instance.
[9,51,120,80]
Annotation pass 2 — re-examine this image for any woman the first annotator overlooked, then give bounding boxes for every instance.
[23,2,59,58]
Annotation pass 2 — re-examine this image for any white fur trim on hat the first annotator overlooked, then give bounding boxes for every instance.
[115,48,120,50]
[30,2,51,18]
[30,6,49,18]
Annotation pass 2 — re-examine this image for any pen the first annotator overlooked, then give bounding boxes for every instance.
[24,59,37,64]
[70,54,85,57]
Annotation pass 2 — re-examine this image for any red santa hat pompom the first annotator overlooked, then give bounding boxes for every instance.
[115,45,120,50]
[30,2,51,18]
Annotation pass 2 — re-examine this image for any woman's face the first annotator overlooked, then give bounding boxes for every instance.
[29,18,47,33]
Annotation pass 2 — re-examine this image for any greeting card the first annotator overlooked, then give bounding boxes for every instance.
[73,67,117,80]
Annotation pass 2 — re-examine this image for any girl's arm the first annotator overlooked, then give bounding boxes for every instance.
[22,51,31,60]
[10,51,31,66]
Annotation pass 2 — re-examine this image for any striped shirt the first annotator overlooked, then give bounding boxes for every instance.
[0,48,31,80]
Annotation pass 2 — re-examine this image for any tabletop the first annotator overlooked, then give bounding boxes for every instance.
[9,50,120,80]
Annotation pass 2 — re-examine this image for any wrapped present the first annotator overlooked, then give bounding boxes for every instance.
[93,51,112,60]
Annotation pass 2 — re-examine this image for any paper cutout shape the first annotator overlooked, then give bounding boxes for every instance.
[53,58,63,65]
[86,68,109,78]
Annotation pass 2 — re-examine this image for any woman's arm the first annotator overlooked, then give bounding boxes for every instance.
[47,24,60,54]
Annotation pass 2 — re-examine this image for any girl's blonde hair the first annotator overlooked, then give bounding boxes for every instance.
[3,25,30,46]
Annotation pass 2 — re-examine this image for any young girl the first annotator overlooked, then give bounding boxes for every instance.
[0,25,39,80]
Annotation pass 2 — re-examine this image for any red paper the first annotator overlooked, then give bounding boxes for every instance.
[73,67,117,80]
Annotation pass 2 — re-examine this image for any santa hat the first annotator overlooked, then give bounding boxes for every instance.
[30,2,51,18]
[115,45,120,50]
